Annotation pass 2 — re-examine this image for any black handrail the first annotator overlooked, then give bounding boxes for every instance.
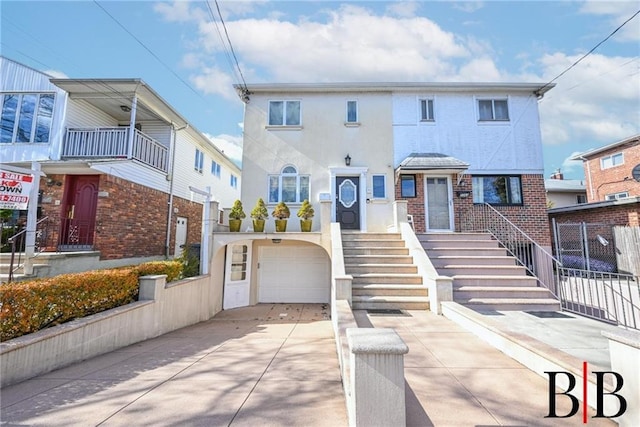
[7,216,49,283]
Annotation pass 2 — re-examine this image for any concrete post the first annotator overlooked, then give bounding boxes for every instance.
[347,328,409,427]
[393,200,408,230]
[432,275,454,315]
[602,329,640,427]
[138,275,167,301]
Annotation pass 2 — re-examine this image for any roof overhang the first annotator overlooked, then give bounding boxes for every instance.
[395,153,470,175]
[570,134,640,161]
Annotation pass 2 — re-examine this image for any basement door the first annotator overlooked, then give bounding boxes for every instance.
[258,245,330,303]
[425,177,454,231]
[223,243,252,309]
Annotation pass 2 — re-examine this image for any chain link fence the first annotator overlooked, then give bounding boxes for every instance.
[552,221,618,273]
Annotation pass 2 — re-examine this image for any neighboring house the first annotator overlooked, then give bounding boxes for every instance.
[212,81,553,309]
[0,56,240,268]
[545,170,587,208]
[570,134,640,203]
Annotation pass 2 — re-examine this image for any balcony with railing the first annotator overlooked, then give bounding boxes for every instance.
[62,127,169,172]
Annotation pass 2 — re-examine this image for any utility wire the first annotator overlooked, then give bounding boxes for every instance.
[538,8,640,94]
[93,0,205,101]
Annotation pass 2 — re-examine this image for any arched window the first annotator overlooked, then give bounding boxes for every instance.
[268,165,310,203]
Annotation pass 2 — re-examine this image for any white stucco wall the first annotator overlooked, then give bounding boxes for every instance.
[241,91,395,232]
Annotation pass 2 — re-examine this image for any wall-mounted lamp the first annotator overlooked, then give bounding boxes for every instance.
[272,239,282,244]
[46,178,62,187]
[344,154,351,166]
[120,105,132,112]
[456,191,470,199]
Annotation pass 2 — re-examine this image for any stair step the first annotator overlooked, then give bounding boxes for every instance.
[343,247,410,256]
[343,239,406,248]
[420,240,499,249]
[341,232,402,241]
[344,255,414,264]
[454,286,554,299]
[430,256,516,267]
[437,265,528,276]
[418,232,492,241]
[351,273,423,285]
[352,295,430,311]
[352,284,428,296]
[425,248,508,257]
[461,298,561,312]
[451,275,539,288]
[345,264,418,274]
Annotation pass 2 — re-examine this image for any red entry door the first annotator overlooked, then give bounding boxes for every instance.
[60,175,99,249]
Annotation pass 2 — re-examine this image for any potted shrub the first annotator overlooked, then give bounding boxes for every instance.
[297,199,315,232]
[228,200,246,232]
[271,201,290,232]
[250,198,269,232]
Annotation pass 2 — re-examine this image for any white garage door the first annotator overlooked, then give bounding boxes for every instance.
[258,245,330,303]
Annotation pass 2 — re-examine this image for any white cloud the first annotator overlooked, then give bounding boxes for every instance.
[205,133,243,167]
[44,69,68,79]
[579,0,640,42]
[190,66,241,101]
[453,2,485,14]
[561,151,587,175]
[386,1,420,18]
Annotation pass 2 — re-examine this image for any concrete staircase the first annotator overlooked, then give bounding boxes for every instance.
[0,253,50,283]
[419,232,560,312]
[342,231,429,310]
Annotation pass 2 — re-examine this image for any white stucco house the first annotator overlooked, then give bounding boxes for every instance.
[0,56,240,275]
[212,82,554,310]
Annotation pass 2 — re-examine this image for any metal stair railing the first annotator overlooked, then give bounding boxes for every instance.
[6,216,50,283]
[465,203,561,297]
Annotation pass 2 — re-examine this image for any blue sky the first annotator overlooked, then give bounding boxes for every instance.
[2,1,639,179]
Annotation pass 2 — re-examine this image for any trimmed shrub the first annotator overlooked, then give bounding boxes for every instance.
[135,260,182,282]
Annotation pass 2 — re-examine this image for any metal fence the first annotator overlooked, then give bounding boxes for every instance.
[552,221,618,272]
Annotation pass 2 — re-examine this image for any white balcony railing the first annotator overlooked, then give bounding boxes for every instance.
[62,128,169,172]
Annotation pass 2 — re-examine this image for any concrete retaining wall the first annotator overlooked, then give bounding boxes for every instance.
[0,274,219,387]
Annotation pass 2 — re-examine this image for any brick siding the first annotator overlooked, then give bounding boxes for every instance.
[583,143,640,202]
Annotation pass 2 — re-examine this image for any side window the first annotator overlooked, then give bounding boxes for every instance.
[0,93,54,143]
[346,100,358,123]
[372,175,386,198]
[600,153,624,169]
[194,149,204,173]
[419,99,434,121]
[478,99,509,121]
[400,175,416,198]
[230,174,238,189]
[211,160,221,178]
[268,100,301,126]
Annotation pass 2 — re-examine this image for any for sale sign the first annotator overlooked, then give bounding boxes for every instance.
[0,170,34,210]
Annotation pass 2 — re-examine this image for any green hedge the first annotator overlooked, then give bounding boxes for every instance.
[0,260,183,341]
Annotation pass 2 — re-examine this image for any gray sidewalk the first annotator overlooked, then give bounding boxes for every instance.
[1,304,621,426]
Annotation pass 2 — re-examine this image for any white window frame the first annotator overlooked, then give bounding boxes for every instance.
[0,93,55,143]
[472,175,523,205]
[419,98,435,122]
[268,100,301,127]
[372,174,386,199]
[194,149,204,173]
[605,191,629,201]
[211,160,221,178]
[268,165,310,204]
[346,100,358,124]
[230,174,238,189]
[477,98,510,122]
[600,152,624,170]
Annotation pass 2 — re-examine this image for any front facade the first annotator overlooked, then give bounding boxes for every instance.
[0,56,240,262]
[218,81,553,309]
[571,134,640,203]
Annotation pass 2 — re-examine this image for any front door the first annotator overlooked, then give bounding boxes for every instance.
[223,243,252,309]
[336,176,360,230]
[60,175,99,250]
[425,177,453,231]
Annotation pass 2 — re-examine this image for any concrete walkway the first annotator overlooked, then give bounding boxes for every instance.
[1,304,622,426]
[0,304,347,427]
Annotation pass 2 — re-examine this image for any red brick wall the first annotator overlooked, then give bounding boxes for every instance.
[38,174,204,260]
[396,173,551,246]
[584,143,640,202]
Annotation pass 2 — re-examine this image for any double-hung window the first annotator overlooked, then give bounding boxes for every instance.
[400,175,416,198]
[211,160,221,178]
[268,100,301,126]
[0,93,54,143]
[230,174,238,189]
[419,99,435,121]
[600,153,623,169]
[472,176,522,205]
[194,149,204,173]
[346,100,358,123]
[268,165,309,203]
[478,99,509,121]
[372,175,386,199]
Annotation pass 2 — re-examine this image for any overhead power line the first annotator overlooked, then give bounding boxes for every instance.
[538,8,640,94]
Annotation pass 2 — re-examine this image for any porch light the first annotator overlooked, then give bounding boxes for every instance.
[120,105,132,112]
[344,154,351,166]
[457,191,470,199]
[272,239,282,244]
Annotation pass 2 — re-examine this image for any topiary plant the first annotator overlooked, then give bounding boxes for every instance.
[229,200,246,220]
[296,199,315,220]
[271,201,290,219]
[250,198,269,220]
